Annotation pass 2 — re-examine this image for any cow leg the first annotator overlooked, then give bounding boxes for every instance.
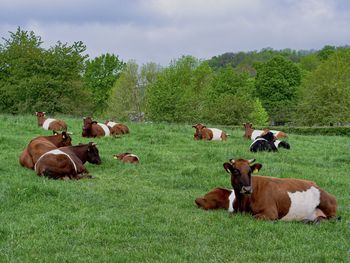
[254,208,279,220]
[19,149,34,169]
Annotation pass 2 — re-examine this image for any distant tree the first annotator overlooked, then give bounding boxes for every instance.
[248,99,269,126]
[294,49,350,125]
[299,53,321,72]
[317,45,336,61]
[145,56,209,122]
[83,53,125,113]
[106,61,160,120]
[203,65,256,125]
[0,27,91,115]
[254,55,301,123]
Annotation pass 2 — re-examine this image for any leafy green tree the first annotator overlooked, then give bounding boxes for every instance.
[83,53,125,113]
[106,61,160,120]
[203,65,255,125]
[145,56,208,122]
[248,98,269,126]
[0,27,91,114]
[255,55,301,123]
[294,49,350,125]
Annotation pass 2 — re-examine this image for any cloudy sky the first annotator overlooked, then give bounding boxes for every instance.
[0,0,349,65]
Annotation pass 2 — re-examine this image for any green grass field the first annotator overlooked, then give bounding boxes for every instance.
[0,114,349,262]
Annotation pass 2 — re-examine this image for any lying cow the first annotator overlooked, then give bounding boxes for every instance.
[113,153,139,164]
[195,188,235,212]
[105,121,129,135]
[34,142,101,180]
[192,123,227,141]
[220,158,337,223]
[82,117,111,137]
[250,131,290,152]
[36,112,67,131]
[243,122,287,140]
[19,131,72,169]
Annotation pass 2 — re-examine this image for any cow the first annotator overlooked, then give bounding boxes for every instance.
[195,188,235,212]
[82,117,111,138]
[34,142,101,180]
[113,153,139,164]
[243,122,287,140]
[19,131,72,169]
[250,131,290,152]
[36,112,67,131]
[221,158,337,223]
[192,123,227,141]
[105,121,130,135]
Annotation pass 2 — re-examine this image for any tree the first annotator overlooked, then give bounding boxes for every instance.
[255,56,301,123]
[83,53,125,113]
[0,27,91,115]
[248,99,269,126]
[294,49,350,125]
[106,61,160,120]
[145,56,209,122]
[203,65,256,125]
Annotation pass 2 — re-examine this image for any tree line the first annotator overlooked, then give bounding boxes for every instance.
[1,28,349,126]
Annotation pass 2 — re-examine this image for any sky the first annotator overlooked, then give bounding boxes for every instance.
[0,0,349,65]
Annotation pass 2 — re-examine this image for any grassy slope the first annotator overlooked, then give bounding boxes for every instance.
[0,114,349,262]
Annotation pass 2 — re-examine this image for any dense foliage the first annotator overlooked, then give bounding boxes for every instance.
[0,28,349,126]
[0,28,91,115]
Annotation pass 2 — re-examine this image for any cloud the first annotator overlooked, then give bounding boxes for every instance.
[0,0,349,65]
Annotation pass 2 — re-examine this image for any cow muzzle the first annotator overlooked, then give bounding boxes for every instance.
[241,186,252,194]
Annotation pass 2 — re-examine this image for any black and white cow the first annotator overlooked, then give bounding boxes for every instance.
[250,132,290,152]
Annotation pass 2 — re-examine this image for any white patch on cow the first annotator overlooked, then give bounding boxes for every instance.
[208,128,223,140]
[251,130,263,140]
[106,121,119,128]
[42,118,56,130]
[274,140,281,148]
[250,138,267,148]
[97,123,110,136]
[228,190,236,212]
[281,186,321,221]
[34,149,77,173]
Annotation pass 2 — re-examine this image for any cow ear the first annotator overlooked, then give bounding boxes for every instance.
[251,163,262,173]
[62,132,67,139]
[223,162,233,173]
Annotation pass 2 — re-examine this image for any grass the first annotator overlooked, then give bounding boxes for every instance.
[0,114,349,262]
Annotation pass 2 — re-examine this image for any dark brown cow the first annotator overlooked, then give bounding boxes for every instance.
[105,121,129,135]
[192,123,227,141]
[82,117,111,138]
[34,142,101,180]
[113,153,139,164]
[243,122,287,140]
[19,132,72,169]
[36,112,67,131]
[221,159,337,223]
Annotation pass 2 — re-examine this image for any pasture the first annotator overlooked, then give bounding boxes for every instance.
[0,114,349,262]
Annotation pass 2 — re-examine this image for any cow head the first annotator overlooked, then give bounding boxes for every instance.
[243,122,254,138]
[223,158,262,195]
[192,123,206,140]
[195,188,232,210]
[35,111,46,117]
[87,142,102,165]
[56,131,72,147]
[82,117,93,137]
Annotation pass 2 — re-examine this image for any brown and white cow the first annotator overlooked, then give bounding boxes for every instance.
[113,152,139,164]
[243,123,287,140]
[19,132,72,169]
[220,158,337,223]
[105,121,129,135]
[34,142,101,180]
[192,123,227,141]
[82,117,111,138]
[36,112,67,131]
